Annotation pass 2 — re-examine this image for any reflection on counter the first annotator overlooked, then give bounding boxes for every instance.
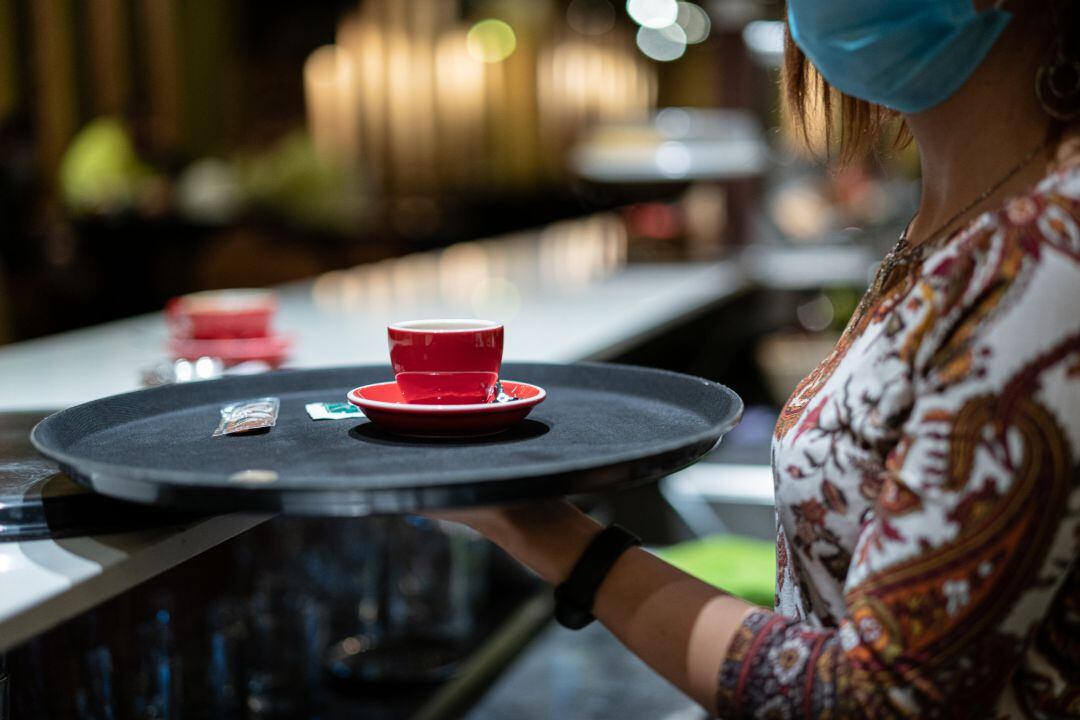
[7,517,523,720]
[310,213,628,321]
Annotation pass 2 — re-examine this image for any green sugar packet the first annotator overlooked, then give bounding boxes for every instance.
[305,402,364,421]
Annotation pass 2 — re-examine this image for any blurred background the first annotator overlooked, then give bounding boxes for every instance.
[0,0,917,344]
[0,2,928,718]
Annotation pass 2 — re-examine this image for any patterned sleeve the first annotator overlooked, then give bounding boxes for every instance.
[715,187,1080,718]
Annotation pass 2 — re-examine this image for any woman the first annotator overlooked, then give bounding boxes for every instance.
[438,1,1080,716]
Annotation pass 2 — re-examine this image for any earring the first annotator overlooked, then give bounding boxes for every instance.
[1037,35,1080,121]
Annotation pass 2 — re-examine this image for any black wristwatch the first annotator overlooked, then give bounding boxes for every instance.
[553,524,642,630]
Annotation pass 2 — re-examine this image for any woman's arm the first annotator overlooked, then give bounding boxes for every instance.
[440,191,1080,718]
[441,499,758,716]
[445,320,1077,719]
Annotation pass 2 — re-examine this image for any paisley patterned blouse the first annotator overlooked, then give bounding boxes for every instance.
[716,140,1080,719]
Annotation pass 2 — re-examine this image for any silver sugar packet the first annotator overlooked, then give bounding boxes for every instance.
[214,397,280,437]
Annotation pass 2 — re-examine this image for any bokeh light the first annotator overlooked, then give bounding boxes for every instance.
[656,141,692,177]
[303,44,358,168]
[676,2,711,44]
[655,106,692,136]
[742,20,785,67]
[470,277,522,322]
[466,19,517,63]
[796,293,836,333]
[636,23,687,62]
[567,0,617,35]
[626,0,678,29]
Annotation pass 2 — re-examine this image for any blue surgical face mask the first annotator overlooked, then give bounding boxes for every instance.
[787,0,1012,114]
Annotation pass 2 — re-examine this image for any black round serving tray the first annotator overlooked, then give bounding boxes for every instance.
[31,362,742,516]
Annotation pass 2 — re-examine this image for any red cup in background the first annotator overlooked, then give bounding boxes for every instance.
[388,319,504,404]
[167,289,277,340]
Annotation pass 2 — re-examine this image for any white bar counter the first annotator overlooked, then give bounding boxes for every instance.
[0,216,747,652]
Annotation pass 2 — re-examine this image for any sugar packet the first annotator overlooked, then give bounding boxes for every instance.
[305,402,364,421]
[214,397,280,437]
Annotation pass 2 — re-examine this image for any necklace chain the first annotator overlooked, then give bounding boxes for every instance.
[870,138,1050,298]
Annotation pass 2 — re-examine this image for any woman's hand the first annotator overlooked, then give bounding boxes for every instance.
[423,497,754,715]
[420,503,513,535]
[424,498,602,584]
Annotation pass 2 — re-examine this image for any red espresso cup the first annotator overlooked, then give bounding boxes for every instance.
[167,289,277,339]
[388,319,504,404]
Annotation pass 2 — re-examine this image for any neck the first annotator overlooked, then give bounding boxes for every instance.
[902,14,1050,244]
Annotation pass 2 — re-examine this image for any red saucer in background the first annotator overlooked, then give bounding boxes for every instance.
[168,335,292,367]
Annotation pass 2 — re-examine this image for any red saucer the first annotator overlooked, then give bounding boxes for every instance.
[168,334,293,367]
[347,380,546,437]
